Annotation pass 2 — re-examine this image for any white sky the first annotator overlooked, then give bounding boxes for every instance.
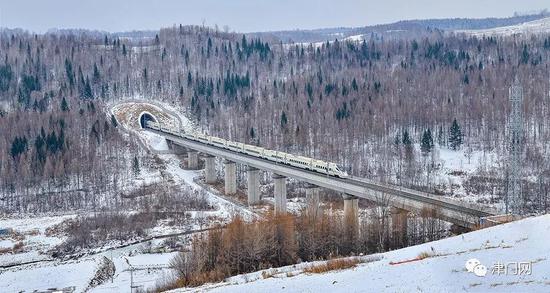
[0,0,548,33]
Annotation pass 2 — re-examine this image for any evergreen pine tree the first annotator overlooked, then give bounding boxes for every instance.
[421,128,434,155]
[449,119,463,150]
[92,63,100,83]
[521,44,529,64]
[61,97,69,112]
[402,130,413,161]
[34,134,46,163]
[133,155,140,176]
[84,77,93,99]
[10,136,28,159]
[187,72,192,86]
[281,111,288,128]
[402,130,411,146]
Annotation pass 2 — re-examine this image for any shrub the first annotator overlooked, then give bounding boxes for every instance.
[417,251,431,259]
[303,258,360,274]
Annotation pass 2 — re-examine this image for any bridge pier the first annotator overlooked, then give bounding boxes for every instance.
[343,194,359,230]
[204,155,216,184]
[224,160,237,195]
[273,174,287,215]
[166,141,185,155]
[187,151,199,169]
[391,207,409,247]
[305,184,321,219]
[247,167,261,205]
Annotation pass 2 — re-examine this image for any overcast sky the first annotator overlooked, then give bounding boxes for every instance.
[0,0,548,33]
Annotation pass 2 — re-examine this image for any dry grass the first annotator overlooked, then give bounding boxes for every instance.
[152,269,226,292]
[261,269,278,279]
[417,251,431,260]
[0,241,25,254]
[303,258,360,274]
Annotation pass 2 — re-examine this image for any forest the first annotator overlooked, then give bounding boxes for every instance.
[0,25,550,214]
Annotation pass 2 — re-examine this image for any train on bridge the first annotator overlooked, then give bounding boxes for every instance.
[145,121,349,178]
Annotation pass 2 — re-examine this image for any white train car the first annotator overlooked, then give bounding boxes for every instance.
[210,136,227,147]
[144,122,348,178]
[244,144,265,157]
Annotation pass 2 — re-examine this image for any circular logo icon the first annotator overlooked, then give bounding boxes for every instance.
[465,258,481,273]
[473,264,488,277]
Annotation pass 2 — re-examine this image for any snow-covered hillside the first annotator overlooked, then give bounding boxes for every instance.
[0,101,260,292]
[177,215,550,293]
[457,17,550,36]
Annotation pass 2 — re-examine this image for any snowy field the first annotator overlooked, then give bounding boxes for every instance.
[1,238,180,292]
[0,214,77,266]
[457,17,550,36]
[173,214,550,293]
[430,145,501,207]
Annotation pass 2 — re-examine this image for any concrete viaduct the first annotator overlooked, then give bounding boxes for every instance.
[145,126,496,230]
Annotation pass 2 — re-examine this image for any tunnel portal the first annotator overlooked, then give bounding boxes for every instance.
[139,112,157,128]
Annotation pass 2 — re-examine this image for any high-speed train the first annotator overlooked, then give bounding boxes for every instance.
[145,121,349,178]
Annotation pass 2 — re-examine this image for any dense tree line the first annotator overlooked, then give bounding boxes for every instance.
[167,206,446,288]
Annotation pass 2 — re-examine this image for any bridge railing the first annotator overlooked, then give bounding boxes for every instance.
[351,176,495,214]
[146,121,496,217]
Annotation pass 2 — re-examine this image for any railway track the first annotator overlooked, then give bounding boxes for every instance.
[147,126,496,227]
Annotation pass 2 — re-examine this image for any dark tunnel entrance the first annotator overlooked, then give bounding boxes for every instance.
[139,112,157,128]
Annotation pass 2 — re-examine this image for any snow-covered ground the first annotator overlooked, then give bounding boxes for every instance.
[1,237,180,293]
[431,145,501,206]
[0,100,261,293]
[0,214,77,266]
[158,152,258,222]
[172,214,550,293]
[457,17,550,36]
[344,34,364,41]
[0,152,252,293]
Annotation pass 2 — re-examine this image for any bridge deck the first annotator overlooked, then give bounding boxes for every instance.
[147,127,495,228]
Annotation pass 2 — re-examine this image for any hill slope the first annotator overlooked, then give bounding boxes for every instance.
[184,215,550,292]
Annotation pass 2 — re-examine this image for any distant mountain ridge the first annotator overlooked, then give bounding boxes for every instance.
[1,12,548,43]
[249,12,550,43]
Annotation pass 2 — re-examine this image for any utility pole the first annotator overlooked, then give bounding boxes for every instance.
[129,265,136,293]
[506,77,523,215]
[126,257,138,293]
